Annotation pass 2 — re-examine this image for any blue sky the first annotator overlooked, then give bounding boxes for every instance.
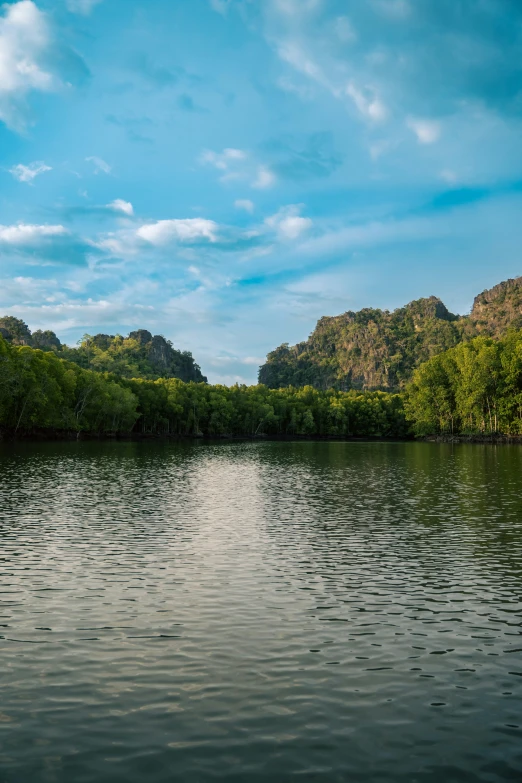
[1,0,522,383]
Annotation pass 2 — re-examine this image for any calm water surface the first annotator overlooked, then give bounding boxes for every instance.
[0,440,521,782]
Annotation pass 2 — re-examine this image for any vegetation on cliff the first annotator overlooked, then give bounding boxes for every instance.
[0,318,206,383]
[3,275,522,440]
[0,335,407,438]
[259,277,522,392]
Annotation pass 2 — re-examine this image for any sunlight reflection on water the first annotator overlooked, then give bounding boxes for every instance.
[0,440,521,782]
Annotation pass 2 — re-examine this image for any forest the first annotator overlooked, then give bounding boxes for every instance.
[0,334,407,438]
[2,275,522,440]
[405,331,522,436]
[3,328,522,439]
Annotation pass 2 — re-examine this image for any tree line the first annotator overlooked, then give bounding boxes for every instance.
[0,335,407,438]
[3,329,522,439]
[405,330,522,436]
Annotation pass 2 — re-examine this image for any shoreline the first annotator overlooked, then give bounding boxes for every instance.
[424,434,522,444]
[0,428,412,443]
[2,429,521,444]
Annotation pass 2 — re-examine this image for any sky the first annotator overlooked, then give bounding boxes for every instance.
[1,0,522,383]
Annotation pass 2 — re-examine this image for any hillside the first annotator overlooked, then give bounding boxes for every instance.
[258,276,522,391]
[0,318,207,383]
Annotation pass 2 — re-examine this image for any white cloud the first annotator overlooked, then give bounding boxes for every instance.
[66,0,103,14]
[297,215,446,259]
[86,156,112,174]
[252,166,276,189]
[235,199,255,213]
[137,218,219,245]
[201,148,276,190]
[9,160,51,183]
[346,82,387,122]
[277,42,388,127]
[200,148,247,171]
[265,205,312,240]
[8,297,155,332]
[107,199,134,216]
[407,118,441,144]
[93,235,130,256]
[0,1,56,130]
[0,275,60,302]
[0,223,67,245]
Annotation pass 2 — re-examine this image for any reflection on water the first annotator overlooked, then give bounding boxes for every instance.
[0,440,521,782]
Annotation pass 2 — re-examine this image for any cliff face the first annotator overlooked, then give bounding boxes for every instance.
[0,318,207,384]
[469,276,522,336]
[259,277,522,391]
[0,316,38,347]
[259,297,464,391]
[70,331,208,383]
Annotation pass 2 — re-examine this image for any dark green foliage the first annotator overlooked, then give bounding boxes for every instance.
[0,317,207,383]
[259,276,522,391]
[0,336,408,438]
[123,378,408,438]
[31,330,63,351]
[0,337,138,434]
[405,330,522,436]
[60,331,207,383]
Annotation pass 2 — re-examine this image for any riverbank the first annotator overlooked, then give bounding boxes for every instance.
[425,434,522,444]
[3,427,521,444]
[0,427,414,443]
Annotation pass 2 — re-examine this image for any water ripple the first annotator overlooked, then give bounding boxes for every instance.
[0,440,521,782]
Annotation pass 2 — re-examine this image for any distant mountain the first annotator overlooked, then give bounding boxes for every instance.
[0,318,207,384]
[469,277,522,336]
[258,276,522,391]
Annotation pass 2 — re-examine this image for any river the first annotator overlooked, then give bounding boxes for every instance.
[0,440,521,782]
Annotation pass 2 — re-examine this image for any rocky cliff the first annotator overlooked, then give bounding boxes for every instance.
[469,277,522,335]
[0,318,207,383]
[259,276,522,391]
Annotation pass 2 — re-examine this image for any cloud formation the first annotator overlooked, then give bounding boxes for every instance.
[200,147,247,172]
[136,218,219,245]
[0,1,89,131]
[200,148,276,189]
[0,223,67,245]
[0,1,54,130]
[265,205,312,240]
[2,0,522,385]
[9,161,52,183]
[0,222,101,266]
[107,199,134,216]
